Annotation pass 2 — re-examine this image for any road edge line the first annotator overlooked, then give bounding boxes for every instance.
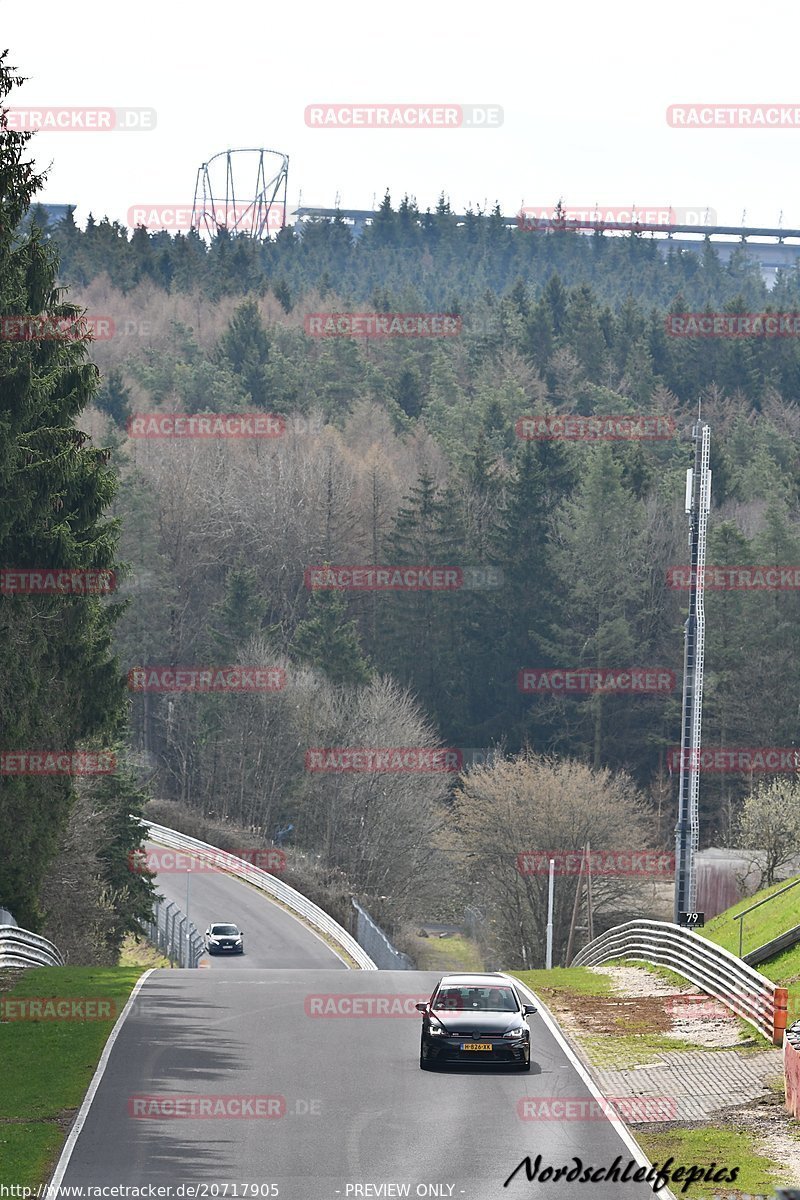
[504,974,678,1200]
[48,967,156,1188]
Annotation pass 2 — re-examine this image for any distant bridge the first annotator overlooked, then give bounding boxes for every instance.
[293,206,800,287]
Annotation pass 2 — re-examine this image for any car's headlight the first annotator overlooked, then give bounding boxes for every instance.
[429,1025,446,1036]
[504,1027,528,1039]
[234,936,242,941]
[208,937,219,943]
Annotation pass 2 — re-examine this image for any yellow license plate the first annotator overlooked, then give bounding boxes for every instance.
[461,1042,492,1051]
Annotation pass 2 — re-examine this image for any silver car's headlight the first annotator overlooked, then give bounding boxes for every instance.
[504,1027,527,1039]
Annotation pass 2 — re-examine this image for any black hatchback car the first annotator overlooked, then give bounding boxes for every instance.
[417,973,536,1070]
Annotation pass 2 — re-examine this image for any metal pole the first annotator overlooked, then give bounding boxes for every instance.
[674,418,711,922]
[565,843,587,967]
[545,859,555,969]
[586,841,594,943]
[185,867,191,968]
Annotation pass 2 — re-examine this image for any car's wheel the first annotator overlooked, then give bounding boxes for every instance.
[419,1041,435,1070]
[516,1054,531,1071]
[238,947,244,955]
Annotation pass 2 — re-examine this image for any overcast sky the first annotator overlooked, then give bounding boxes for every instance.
[3,2,800,232]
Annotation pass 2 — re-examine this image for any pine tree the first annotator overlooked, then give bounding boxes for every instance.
[96,366,132,427]
[217,299,271,406]
[292,586,371,686]
[0,55,128,926]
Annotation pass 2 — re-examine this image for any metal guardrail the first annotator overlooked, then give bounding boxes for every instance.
[140,820,377,969]
[734,876,800,957]
[573,918,787,1044]
[142,897,203,968]
[744,922,800,967]
[352,899,413,969]
[0,924,64,969]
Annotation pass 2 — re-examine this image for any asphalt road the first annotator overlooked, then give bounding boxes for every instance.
[58,967,667,1198]
[147,841,346,970]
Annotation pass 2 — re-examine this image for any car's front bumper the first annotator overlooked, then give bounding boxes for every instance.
[424,1035,529,1065]
[206,942,243,954]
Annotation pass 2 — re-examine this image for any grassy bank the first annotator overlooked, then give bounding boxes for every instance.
[0,966,142,1187]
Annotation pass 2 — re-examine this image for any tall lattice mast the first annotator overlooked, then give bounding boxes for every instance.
[674,417,711,919]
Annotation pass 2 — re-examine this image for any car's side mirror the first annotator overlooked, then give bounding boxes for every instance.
[523,1004,537,1015]
[204,929,210,936]
[415,1002,428,1013]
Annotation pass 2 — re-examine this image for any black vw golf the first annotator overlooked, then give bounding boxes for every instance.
[417,973,536,1071]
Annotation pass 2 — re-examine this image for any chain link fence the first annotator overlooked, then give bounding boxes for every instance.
[352,899,413,970]
[143,897,203,967]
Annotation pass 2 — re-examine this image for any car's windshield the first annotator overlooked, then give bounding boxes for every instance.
[432,986,518,1012]
[211,925,239,935]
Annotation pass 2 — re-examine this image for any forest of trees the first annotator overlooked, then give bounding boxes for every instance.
[7,53,800,965]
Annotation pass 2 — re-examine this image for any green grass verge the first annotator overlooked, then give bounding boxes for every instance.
[409,934,484,972]
[0,966,143,1188]
[636,1127,782,1198]
[704,875,800,958]
[509,966,615,997]
[703,875,800,1026]
[118,932,170,969]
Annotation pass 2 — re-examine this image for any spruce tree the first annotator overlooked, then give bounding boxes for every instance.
[0,56,127,926]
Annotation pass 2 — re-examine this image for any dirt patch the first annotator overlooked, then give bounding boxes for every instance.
[588,963,757,1050]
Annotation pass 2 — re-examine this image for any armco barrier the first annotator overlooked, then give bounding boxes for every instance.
[0,924,64,968]
[139,820,377,969]
[786,1023,800,1118]
[573,918,787,1044]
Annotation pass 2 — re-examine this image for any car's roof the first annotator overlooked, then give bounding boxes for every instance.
[211,922,239,927]
[437,973,510,986]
